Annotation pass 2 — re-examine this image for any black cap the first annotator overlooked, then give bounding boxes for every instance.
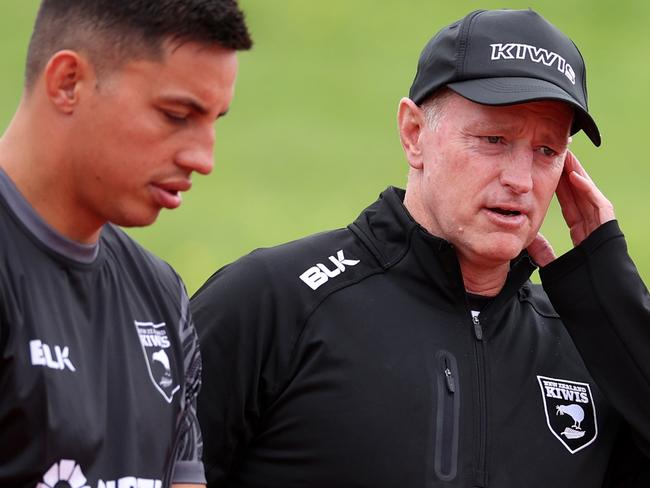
[409,9,600,146]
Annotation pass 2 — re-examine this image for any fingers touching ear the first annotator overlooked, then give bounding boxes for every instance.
[44,50,89,114]
[398,97,426,170]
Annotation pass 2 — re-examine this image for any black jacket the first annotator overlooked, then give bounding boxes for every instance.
[541,220,650,460]
[193,187,626,488]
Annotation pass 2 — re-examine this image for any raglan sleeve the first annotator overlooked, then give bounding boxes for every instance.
[171,280,206,485]
[190,256,286,487]
[540,220,650,456]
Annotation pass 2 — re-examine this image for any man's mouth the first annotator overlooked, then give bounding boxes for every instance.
[489,207,522,216]
[156,179,192,194]
[483,205,529,229]
[161,188,179,197]
[150,181,191,210]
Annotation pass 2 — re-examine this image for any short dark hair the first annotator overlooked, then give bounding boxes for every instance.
[25,0,253,89]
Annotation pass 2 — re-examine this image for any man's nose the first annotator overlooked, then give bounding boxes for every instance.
[175,127,216,175]
[499,147,533,194]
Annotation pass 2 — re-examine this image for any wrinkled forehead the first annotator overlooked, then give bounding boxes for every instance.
[446,94,574,136]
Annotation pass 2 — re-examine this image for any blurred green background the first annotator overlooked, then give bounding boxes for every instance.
[2,1,649,294]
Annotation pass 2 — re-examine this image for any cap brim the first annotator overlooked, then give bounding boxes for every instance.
[447,77,601,147]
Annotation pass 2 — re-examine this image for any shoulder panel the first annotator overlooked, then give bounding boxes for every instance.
[197,226,382,318]
[191,226,383,403]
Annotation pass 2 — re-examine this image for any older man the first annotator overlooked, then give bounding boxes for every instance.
[192,9,642,487]
[0,1,250,487]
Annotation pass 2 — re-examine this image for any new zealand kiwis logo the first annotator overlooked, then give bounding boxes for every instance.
[537,375,598,453]
[134,321,179,403]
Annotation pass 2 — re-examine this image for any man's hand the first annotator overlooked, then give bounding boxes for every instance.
[527,151,615,267]
[527,233,556,268]
[556,151,615,246]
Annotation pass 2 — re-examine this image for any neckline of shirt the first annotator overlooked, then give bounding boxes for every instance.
[466,292,493,314]
[0,168,100,264]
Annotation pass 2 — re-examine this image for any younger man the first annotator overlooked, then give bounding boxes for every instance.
[0,1,251,487]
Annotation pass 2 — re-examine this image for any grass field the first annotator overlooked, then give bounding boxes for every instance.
[1,1,649,294]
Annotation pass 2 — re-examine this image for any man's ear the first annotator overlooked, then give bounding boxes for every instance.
[398,97,425,170]
[44,50,90,114]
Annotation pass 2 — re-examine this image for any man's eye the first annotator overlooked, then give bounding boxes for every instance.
[485,136,502,144]
[162,110,189,124]
[538,146,557,157]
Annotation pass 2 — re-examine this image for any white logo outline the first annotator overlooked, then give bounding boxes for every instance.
[537,375,598,454]
[490,42,576,85]
[134,321,179,403]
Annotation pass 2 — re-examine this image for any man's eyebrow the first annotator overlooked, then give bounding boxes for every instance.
[466,119,570,142]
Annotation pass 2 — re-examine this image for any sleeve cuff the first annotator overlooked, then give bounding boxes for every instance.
[172,460,207,485]
[540,220,623,285]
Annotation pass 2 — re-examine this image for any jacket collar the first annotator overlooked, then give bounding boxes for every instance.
[349,186,537,311]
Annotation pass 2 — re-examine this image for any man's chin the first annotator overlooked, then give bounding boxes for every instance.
[110,209,162,229]
[473,237,527,265]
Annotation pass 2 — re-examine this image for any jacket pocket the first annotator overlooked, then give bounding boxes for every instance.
[434,350,460,482]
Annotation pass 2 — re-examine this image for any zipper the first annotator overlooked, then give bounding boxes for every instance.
[444,361,456,393]
[472,313,483,340]
[472,313,488,487]
[435,351,460,482]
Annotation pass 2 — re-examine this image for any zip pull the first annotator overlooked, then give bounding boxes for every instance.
[443,358,456,393]
[472,314,483,341]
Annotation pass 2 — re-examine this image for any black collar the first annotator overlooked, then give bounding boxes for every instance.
[349,186,536,319]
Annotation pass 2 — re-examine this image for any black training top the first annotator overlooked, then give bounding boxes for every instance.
[192,187,642,488]
[0,169,204,488]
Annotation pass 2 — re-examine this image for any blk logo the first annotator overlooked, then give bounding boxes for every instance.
[30,340,76,372]
[299,250,360,290]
